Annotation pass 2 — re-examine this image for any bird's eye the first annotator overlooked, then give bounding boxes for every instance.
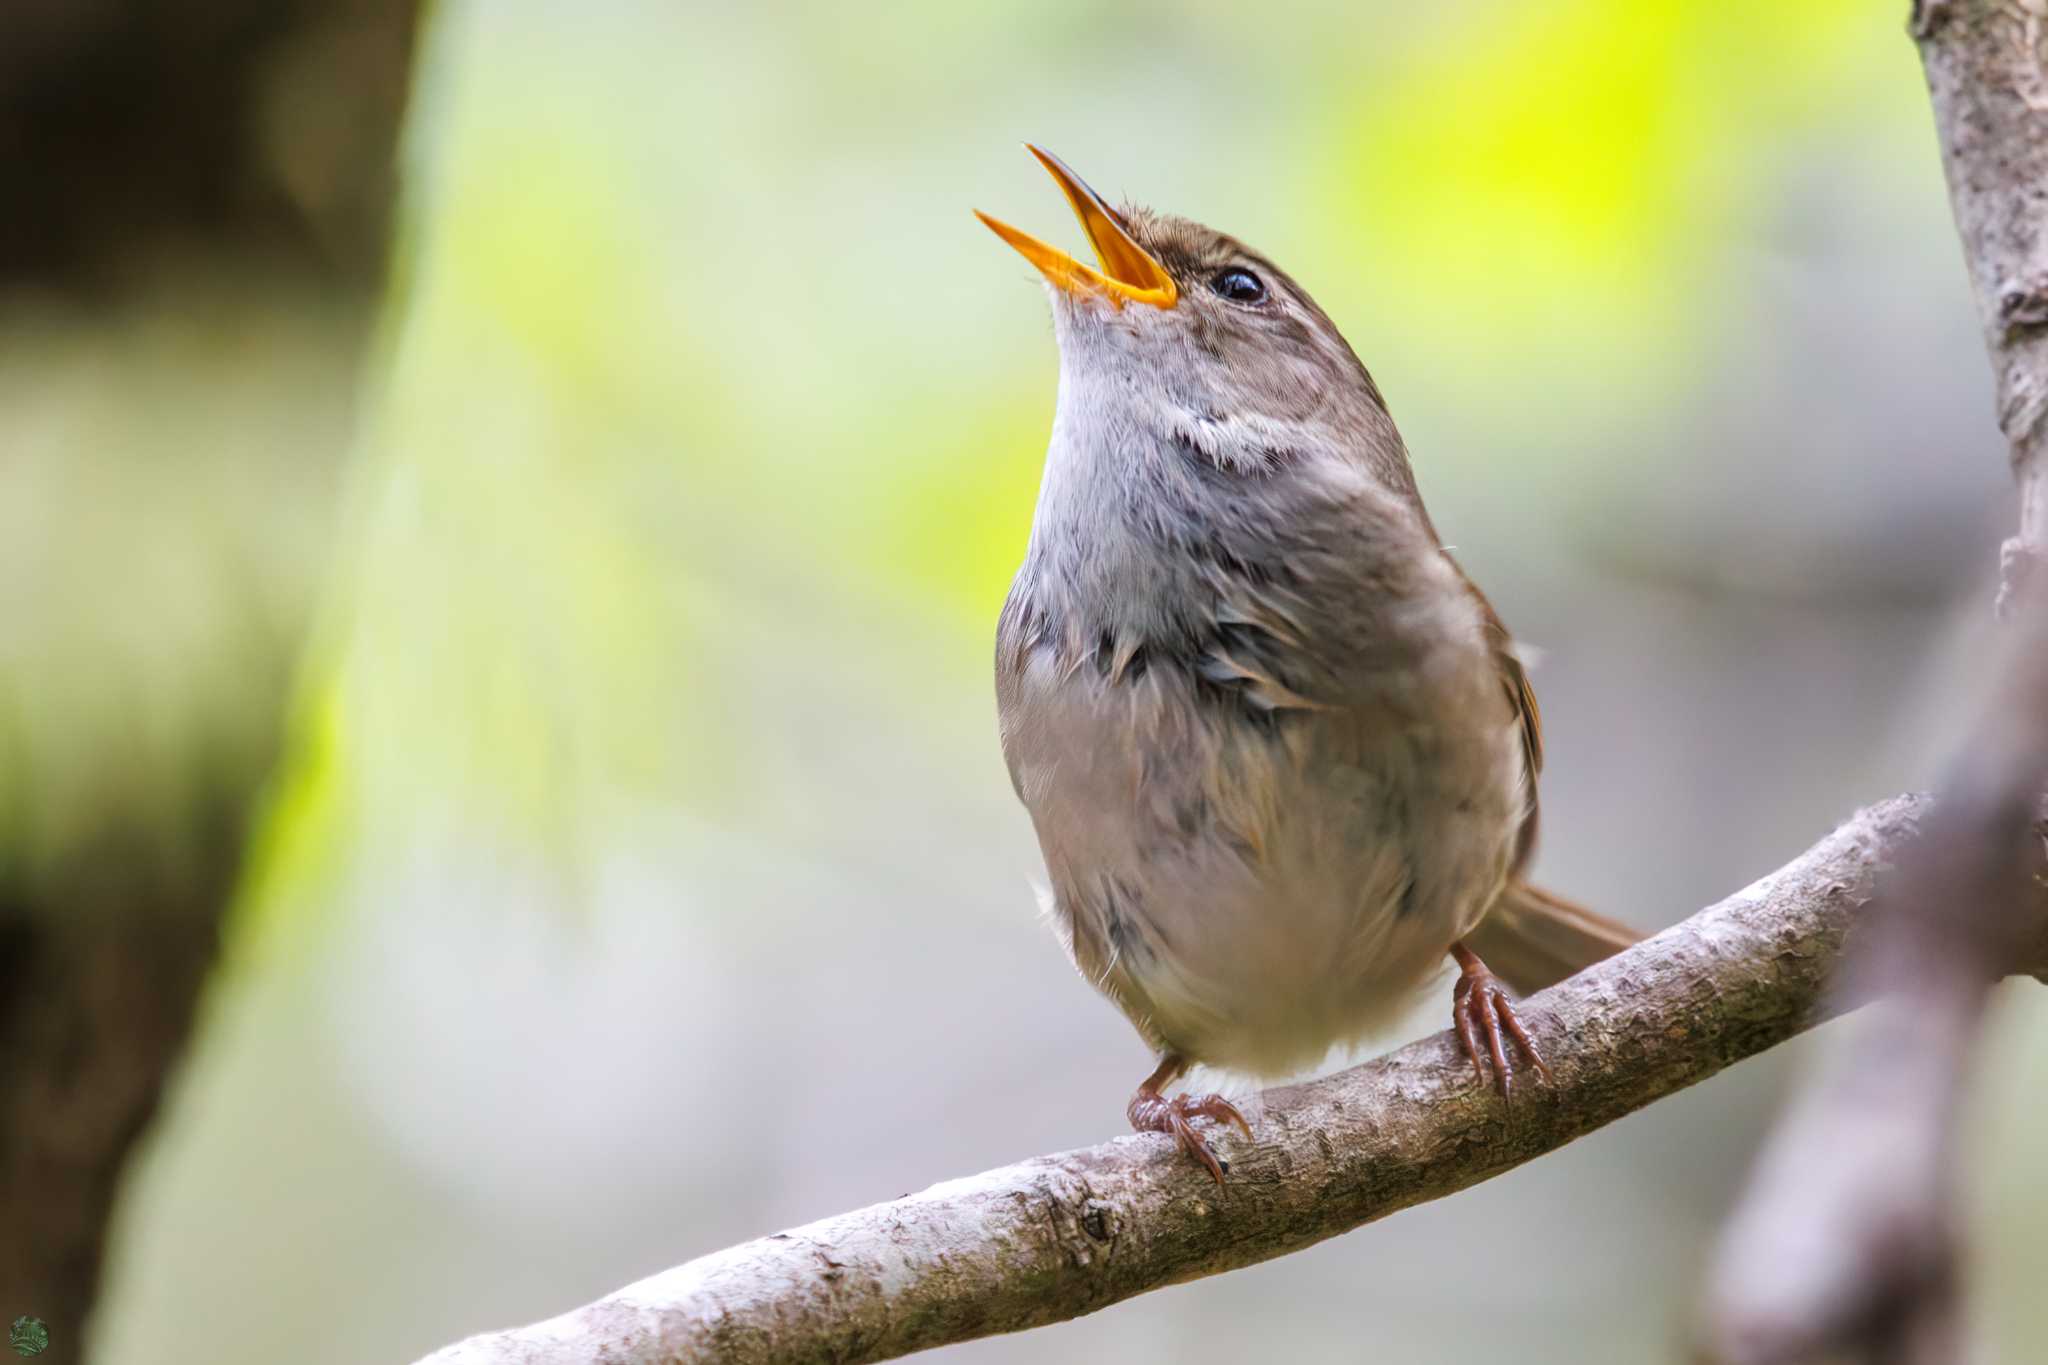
[1209,268,1267,304]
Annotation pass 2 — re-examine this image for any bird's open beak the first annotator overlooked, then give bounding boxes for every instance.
[976,146,1178,310]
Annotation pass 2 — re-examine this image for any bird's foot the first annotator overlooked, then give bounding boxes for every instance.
[1450,942,1553,1099]
[1129,1060,1252,1186]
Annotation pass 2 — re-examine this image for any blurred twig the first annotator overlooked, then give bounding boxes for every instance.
[417,797,2048,1365]
[1699,613,2048,1365]
[1697,3,2048,1361]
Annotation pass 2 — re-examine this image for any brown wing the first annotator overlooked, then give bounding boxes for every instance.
[1495,625,1543,875]
[1456,570,1645,991]
[1453,568,1544,877]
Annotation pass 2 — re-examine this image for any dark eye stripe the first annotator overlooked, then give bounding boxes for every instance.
[1209,268,1266,304]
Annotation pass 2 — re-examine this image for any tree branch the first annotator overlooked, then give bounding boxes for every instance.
[1911,0,2048,554]
[1696,4,2048,1360]
[415,795,2048,1365]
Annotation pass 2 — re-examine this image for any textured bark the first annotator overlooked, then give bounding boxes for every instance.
[1913,0,2048,550]
[1916,0,2048,478]
[418,795,2048,1365]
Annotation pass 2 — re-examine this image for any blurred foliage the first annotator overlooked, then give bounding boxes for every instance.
[63,2,2043,1364]
[1329,0,1874,309]
[0,283,355,903]
[0,274,366,1365]
[243,0,1937,947]
[1307,0,1920,445]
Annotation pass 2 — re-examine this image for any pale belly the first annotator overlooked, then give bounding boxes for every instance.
[1002,647,1526,1079]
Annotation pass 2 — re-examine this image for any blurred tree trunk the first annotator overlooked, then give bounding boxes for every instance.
[0,2,419,1360]
[1,819,240,1362]
[1,0,418,289]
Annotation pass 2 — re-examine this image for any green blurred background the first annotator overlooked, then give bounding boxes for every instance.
[6,1,2045,1361]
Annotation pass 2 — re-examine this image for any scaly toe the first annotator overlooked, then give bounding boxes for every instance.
[1130,1090,1249,1186]
[1184,1093,1253,1142]
[1169,1108,1228,1186]
[1452,969,1551,1099]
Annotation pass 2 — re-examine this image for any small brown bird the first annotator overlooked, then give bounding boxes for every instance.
[979,147,1641,1183]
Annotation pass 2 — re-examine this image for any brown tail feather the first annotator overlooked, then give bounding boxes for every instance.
[1467,882,1644,995]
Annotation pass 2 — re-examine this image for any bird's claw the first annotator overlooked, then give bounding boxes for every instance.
[1452,962,1552,1099]
[1129,1090,1252,1186]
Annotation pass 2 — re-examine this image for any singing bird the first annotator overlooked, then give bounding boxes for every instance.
[979,147,1640,1183]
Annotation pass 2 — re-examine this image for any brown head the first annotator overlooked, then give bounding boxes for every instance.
[977,145,1406,488]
